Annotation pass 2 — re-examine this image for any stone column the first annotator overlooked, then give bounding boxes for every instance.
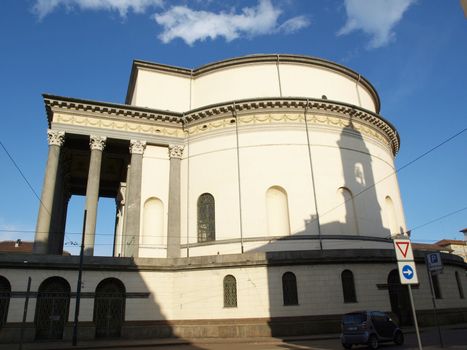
[33,129,65,254]
[123,140,146,257]
[167,145,184,258]
[83,135,106,256]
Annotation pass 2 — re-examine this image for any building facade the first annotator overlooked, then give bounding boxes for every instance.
[0,55,465,343]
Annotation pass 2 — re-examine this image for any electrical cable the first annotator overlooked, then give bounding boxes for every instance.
[0,140,74,245]
[318,126,467,220]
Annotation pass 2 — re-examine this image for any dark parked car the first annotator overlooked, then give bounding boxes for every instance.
[341,311,404,349]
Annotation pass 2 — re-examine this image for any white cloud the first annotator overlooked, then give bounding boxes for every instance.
[33,0,164,20]
[277,15,310,34]
[154,0,310,45]
[337,0,416,48]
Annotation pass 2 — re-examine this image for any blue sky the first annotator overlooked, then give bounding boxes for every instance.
[0,0,466,256]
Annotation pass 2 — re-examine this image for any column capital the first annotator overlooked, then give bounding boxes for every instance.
[130,140,146,155]
[47,129,65,146]
[168,145,184,159]
[90,135,107,151]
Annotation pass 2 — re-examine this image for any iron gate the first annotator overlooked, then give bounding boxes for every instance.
[0,277,11,329]
[94,279,125,338]
[35,278,70,340]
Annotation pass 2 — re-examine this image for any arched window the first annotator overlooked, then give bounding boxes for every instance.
[142,197,164,246]
[337,187,359,235]
[282,272,298,305]
[0,276,11,329]
[266,186,290,236]
[35,277,70,340]
[431,274,442,299]
[94,278,126,338]
[455,271,464,299]
[385,196,399,236]
[341,270,357,303]
[223,275,237,308]
[198,193,215,242]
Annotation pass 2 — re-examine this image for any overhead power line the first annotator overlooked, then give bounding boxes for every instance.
[409,205,467,233]
[319,126,467,220]
[0,141,45,210]
[0,140,74,245]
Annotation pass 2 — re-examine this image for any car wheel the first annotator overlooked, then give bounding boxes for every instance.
[368,334,378,349]
[342,343,352,349]
[394,331,404,345]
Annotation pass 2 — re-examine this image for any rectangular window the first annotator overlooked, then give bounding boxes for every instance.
[431,274,442,299]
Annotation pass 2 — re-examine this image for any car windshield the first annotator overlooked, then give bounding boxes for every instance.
[343,313,366,325]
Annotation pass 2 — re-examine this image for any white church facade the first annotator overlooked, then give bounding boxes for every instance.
[0,54,465,342]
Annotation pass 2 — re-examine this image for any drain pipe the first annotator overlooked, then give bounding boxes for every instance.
[276,54,283,97]
[183,120,190,259]
[304,99,323,251]
[233,103,245,253]
[355,74,362,107]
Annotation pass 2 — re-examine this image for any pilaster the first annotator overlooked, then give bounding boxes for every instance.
[167,145,184,258]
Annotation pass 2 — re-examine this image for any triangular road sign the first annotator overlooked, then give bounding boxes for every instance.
[393,239,414,261]
[396,241,409,258]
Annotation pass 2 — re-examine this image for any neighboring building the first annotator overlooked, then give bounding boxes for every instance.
[461,228,467,240]
[0,240,33,253]
[412,242,452,254]
[0,55,465,343]
[435,239,467,262]
[462,0,467,18]
[0,240,71,255]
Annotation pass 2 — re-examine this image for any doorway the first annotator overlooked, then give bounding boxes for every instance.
[387,269,413,326]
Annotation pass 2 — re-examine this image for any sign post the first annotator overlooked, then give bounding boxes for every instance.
[393,238,422,350]
[425,253,444,348]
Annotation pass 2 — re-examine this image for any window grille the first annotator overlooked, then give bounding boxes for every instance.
[223,275,237,308]
[341,270,357,303]
[282,272,298,305]
[198,193,215,242]
[0,277,10,329]
[455,271,464,299]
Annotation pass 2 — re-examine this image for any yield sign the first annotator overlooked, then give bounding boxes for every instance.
[393,239,414,261]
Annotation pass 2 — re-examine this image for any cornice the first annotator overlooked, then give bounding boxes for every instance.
[125,54,381,113]
[0,249,464,272]
[184,97,400,155]
[43,95,399,155]
[43,94,183,128]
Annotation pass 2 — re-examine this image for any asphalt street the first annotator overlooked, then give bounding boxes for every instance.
[2,325,465,350]
[107,326,467,350]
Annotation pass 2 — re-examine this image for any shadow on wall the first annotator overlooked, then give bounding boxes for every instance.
[258,123,401,337]
[0,254,205,348]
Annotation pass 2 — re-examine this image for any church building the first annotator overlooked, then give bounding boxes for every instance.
[0,54,465,342]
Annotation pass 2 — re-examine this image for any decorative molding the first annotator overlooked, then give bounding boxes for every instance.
[44,94,183,126]
[89,135,106,151]
[184,99,399,155]
[117,182,127,206]
[44,95,399,155]
[53,113,184,138]
[130,140,146,155]
[168,145,184,159]
[47,129,65,146]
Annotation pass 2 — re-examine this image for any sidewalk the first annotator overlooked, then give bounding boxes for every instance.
[0,333,340,350]
[2,323,466,350]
